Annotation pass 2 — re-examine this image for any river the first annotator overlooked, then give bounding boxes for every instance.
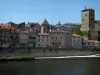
[0,58,100,75]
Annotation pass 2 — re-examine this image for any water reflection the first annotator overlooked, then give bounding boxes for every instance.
[0,58,100,75]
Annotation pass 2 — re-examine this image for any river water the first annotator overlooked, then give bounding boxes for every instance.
[0,58,100,75]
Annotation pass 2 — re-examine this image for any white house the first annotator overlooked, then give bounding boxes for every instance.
[83,40,100,49]
[72,34,82,49]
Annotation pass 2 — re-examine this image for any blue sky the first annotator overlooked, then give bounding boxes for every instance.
[0,0,100,24]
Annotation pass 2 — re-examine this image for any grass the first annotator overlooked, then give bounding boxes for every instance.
[0,55,35,61]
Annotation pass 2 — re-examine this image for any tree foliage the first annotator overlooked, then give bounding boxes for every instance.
[72,29,88,36]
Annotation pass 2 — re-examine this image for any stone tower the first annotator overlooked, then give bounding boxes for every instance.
[80,7,95,40]
[81,7,95,31]
[41,19,50,33]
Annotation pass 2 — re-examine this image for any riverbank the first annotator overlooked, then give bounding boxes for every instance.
[0,50,100,61]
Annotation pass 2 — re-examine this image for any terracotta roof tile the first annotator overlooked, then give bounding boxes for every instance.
[0,24,11,29]
[84,40,99,43]
[42,19,49,25]
[72,34,81,36]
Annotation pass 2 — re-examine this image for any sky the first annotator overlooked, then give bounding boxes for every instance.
[0,0,100,24]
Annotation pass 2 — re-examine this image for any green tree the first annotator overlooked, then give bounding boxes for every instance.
[72,29,88,36]
[72,29,82,36]
[81,31,88,36]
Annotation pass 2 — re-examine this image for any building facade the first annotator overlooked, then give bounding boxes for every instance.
[72,34,82,49]
[0,29,12,49]
[80,8,95,40]
[18,31,37,48]
[81,8,95,31]
[49,30,72,49]
[36,33,50,47]
[83,40,100,49]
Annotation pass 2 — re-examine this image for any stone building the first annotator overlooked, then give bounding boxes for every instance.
[18,31,37,48]
[36,33,50,47]
[80,8,95,40]
[36,19,72,49]
[83,40,100,49]
[49,30,72,49]
[0,28,12,49]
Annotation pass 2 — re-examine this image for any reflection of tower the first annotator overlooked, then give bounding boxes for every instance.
[41,19,50,33]
[81,7,95,40]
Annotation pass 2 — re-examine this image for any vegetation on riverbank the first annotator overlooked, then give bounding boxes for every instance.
[0,55,35,61]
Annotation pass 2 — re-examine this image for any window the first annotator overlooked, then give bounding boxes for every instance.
[16,36,18,38]
[85,14,87,16]
[51,37,53,39]
[52,42,54,45]
[82,19,84,21]
[38,44,40,46]
[91,18,94,20]
[38,39,40,42]
[56,37,57,39]
[29,36,36,39]
[59,42,61,45]
[91,14,93,16]
[88,43,90,45]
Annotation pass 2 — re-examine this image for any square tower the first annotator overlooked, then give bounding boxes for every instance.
[80,8,95,31]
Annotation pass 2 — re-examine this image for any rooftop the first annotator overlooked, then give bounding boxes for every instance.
[72,34,81,37]
[42,19,49,25]
[94,20,100,24]
[0,24,11,29]
[84,40,99,43]
[81,8,94,12]
[50,29,70,33]
[38,33,49,36]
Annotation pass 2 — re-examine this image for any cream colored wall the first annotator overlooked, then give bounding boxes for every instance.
[49,32,72,48]
[36,35,51,47]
